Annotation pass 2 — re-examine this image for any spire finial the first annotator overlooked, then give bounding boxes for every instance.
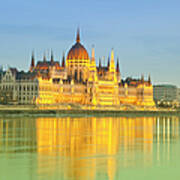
[141,74,144,83]
[51,49,54,63]
[91,45,95,60]
[62,51,65,67]
[31,50,35,67]
[76,28,80,43]
[148,74,151,84]
[109,48,115,73]
[107,56,110,68]
[116,58,119,73]
[111,48,114,61]
[43,52,46,62]
[30,50,35,72]
[99,58,101,68]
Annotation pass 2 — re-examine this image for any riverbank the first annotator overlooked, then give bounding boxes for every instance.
[0,105,179,117]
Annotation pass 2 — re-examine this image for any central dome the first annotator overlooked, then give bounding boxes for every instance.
[67,29,89,60]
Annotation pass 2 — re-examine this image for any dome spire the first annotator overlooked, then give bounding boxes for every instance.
[76,28,80,43]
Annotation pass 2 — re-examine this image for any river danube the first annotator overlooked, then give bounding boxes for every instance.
[0,115,180,180]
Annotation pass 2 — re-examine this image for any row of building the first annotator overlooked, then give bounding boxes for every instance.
[153,85,180,107]
[0,29,161,109]
[1,66,178,107]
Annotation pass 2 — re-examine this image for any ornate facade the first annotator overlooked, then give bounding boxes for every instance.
[31,29,155,109]
[0,29,155,109]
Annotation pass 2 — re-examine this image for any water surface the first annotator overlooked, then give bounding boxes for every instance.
[0,115,180,180]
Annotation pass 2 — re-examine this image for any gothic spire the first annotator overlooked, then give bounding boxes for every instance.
[148,74,151,84]
[99,58,101,68]
[107,56,110,69]
[76,28,80,43]
[91,45,95,61]
[43,52,46,62]
[31,51,35,67]
[50,49,54,63]
[109,49,115,72]
[62,51,65,67]
[111,48,114,61]
[141,74,144,83]
[90,45,97,72]
[30,51,35,72]
[116,58,119,73]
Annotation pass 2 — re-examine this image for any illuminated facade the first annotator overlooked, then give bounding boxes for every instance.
[31,29,155,109]
[0,29,155,109]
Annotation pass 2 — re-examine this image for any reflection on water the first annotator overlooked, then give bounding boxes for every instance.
[0,115,180,180]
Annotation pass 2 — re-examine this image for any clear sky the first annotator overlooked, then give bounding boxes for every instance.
[0,0,180,86]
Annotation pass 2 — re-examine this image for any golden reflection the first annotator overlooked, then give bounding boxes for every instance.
[0,116,180,180]
[36,116,157,180]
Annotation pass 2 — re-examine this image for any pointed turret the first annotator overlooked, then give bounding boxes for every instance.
[43,52,46,62]
[30,51,35,72]
[109,49,115,73]
[76,28,80,43]
[50,49,54,63]
[111,49,114,61]
[116,57,121,83]
[90,45,96,71]
[91,45,95,61]
[31,51,35,67]
[89,46,98,82]
[141,74,144,83]
[99,58,101,68]
[148,74,151,85]
[109,49,117,82]
[116,58,119,73]
[62,52,65,67]
[107,57,110,69]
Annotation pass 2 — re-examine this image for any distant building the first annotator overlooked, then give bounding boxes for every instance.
[153,84,180,107]
[0,68,38,104]
[177,88,180,102]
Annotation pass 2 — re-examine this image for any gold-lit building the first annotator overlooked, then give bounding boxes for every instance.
[0,29,155,109]
[29,29,155,109]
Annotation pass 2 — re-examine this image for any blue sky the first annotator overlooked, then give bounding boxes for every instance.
[0,0,180,86]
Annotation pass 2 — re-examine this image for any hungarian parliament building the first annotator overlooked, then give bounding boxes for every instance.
[0,29,155,110]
